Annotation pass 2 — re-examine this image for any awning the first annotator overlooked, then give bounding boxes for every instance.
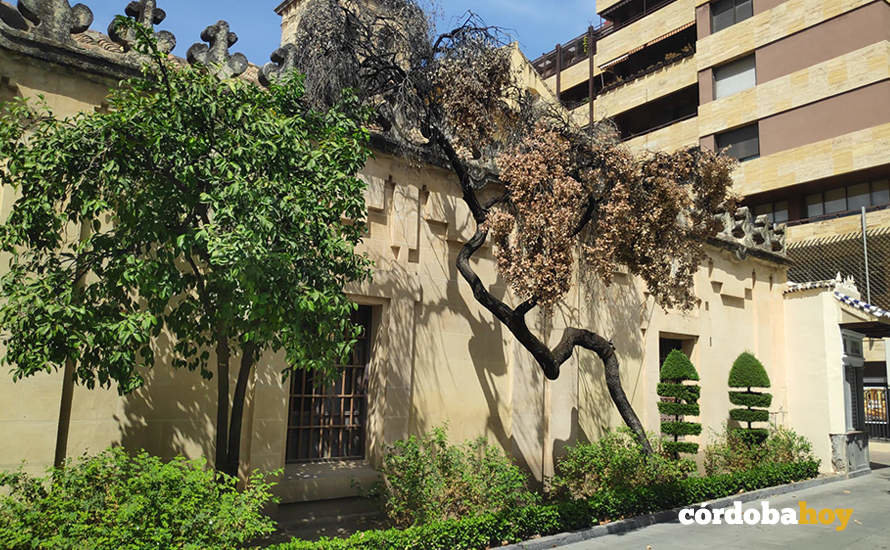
[598,21,695,70]
[600,0,634,18]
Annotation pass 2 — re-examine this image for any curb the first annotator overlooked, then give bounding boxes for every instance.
[503,469,872,549]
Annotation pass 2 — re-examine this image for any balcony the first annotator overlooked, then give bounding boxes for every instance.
[596,55,697,121]
[599,0,682,35]
[612,84,698,141]
[532,30,594,80]
[595,23,695,99]
[596,0,696,67]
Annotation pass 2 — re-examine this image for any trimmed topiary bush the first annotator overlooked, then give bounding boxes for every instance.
[728,352,772,445]
[656,350,701,456]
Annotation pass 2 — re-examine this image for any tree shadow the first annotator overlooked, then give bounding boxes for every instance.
[114,330,217,463]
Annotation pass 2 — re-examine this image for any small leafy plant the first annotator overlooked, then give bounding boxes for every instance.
[703,423,818,475]
[0,448,278,550]
[551,428,694,500]
[376,426,537,527]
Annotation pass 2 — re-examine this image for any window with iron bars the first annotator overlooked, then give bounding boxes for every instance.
[286,305,372,462]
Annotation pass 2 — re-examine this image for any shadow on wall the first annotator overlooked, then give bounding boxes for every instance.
[569,264,649,454]
[115,331,217,463]
[416,235,520,460]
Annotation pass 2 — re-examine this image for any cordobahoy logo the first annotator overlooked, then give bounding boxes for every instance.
[679,501,854,531]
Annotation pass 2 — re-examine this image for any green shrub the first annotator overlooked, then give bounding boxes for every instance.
[728,352,772,444]
[377,426,537,528]
[728,391,772,408]
[0,448,277,550]
[657,383,700,402]
[728,352,771,388]
[703,424,818,476]
[551,429,694,500]
[656,350,701,456]
[270,460,820,550]
[729,409,770,423]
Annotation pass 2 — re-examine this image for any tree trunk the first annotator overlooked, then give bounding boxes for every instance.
[53,220,92,468]
[53,358,76,469]
[214,334,230,472]
[433,129,653,454]
[224,343,258,478]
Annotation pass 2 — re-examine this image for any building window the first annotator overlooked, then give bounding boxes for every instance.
[804,180,890,220]
[285,305,372,463]
[753,200,788,224]
[711,0,753,33]
[716,123,759,162]
[713,55,756,99]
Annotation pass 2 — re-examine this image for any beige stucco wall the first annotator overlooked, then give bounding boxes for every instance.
[783,289,853,467]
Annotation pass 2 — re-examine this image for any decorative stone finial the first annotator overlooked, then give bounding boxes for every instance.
[713,206,787,257]
[16,0,93,44]
[259,43,298,87]
[186,20,247,80]
[108,0,176,53]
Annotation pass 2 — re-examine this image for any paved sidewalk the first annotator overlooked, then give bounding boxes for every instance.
[557,467,890,550]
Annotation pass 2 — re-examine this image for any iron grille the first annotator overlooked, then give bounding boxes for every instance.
[285,306,372,462]
[865,386,890,440]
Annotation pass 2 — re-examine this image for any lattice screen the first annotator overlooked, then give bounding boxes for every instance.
[787,226,890,310]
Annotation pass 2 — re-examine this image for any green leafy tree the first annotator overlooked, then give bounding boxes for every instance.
[0,23,372,476]
[728,351,772,445]
[656,350,701,457]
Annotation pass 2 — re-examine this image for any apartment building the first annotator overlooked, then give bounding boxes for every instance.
[533,0,890,397]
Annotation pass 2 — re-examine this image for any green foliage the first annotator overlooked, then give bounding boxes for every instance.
[0,448,277,550]
[704,424,818,475]
[0,21,372,393]
[656,350,700,456]
[728,352,771,389]
[661,421,703,437]
[727,352,771,444]
[663,441,699,455]
[729,391,773,408]
[656,401,699,416]
[376,427,537,528]
[659,350,699,382]
[271,460,820,550]
[729,408,770,423]
[656,382,700,401]
[550,429,694,500]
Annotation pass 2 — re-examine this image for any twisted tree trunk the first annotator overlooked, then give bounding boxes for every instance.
[435,129,652,453]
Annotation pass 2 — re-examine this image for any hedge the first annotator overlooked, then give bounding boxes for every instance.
[729,391,773,408]
[661,421,703,436]
[656,402,700,416]
[663,441,699,455]
[269,460,820,550]
[728,352,771,388]
[729,408,770,423]
[656,383,700,401]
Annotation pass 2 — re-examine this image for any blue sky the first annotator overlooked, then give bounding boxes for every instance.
[82,1,598,66]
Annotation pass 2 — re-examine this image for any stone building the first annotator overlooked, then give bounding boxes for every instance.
[532,0,890,443]
[0,0,880,504]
